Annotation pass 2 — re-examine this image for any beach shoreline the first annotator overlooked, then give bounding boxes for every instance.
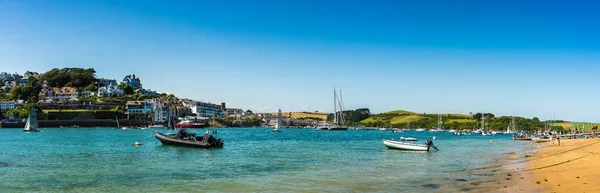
[470,138,600,192]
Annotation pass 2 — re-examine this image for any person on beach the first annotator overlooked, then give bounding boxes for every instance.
[557,133,561,146]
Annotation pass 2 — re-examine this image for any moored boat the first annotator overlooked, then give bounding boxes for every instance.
[175,120,208,128]
[383,139,438,151]
[154,130,223,148]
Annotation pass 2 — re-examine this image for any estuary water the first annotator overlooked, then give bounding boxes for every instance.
[0,128,532,192]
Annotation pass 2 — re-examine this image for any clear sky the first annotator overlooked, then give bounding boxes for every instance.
[1,0,599,121]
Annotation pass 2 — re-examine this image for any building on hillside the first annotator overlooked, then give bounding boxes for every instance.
[97,82,124,97]
[38,82,80,102]
[2,81,16,91]
[122,74,142,90]
[135,89,158,97]
[126,101,154,125]
[0,101,16,110]
[0,72,8,81]
[80,91,94,98]
[226,108,243,117]
[96,78,117,87]
[16,79,27,87]
[51,87,79,101]
[23,71,40,79]
[191,101,224,118]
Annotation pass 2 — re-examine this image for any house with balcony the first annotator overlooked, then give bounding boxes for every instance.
[38,82,80,102]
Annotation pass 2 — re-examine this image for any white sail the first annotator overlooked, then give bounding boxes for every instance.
[24,108,39,132]
[273,109,281,132]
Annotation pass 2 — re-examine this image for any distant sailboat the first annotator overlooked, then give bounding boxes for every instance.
[115,115,120,129]
[317,87,348,130]
[23,108,40,132]
[273,109,281,132]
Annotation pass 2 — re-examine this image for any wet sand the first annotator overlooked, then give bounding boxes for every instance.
[484,138,600,192]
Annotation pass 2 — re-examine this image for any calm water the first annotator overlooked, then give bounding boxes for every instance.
[0,128,532,192]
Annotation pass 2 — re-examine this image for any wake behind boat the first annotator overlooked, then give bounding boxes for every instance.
[383,139,438,151]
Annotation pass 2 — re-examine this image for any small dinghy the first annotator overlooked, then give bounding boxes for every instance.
[154,129,223,148]
[383,139,438,151]
[400,137,418,141]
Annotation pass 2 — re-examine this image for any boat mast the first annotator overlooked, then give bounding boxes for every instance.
[437,112,442,130]
[338,89,345,126]
[333,87,337,125]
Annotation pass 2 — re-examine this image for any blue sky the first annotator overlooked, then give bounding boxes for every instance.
[1,0,599,121]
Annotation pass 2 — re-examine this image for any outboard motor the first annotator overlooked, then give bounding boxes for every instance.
[425,140,439,151]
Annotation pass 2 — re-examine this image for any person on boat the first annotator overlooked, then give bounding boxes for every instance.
[177,129,188,139]
[202,131,210,142]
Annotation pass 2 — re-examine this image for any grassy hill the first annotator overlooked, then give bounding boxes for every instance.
[361,109,598,132]
[361,110,475,126]
[268,112,328,120]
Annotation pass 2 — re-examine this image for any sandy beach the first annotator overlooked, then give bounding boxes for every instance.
[480,138,600,192]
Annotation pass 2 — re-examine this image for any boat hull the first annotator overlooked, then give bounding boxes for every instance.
[23,129,40,132]
[154,132,223,148]
[383,140,429,151]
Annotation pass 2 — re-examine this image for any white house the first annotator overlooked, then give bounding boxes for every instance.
[97,82,124,97]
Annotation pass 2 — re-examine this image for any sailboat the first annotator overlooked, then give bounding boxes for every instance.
[23,108,40,132]
[317,87,348,130]
[273,109,281,132]
[505,116,516,134]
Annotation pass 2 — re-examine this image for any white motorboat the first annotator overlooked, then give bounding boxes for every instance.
[448,129,456,133]
[383,139,437,151]
[400,137,418,141]
[415,128,425,132]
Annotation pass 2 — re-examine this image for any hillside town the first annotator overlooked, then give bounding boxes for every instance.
[0,68,326,128]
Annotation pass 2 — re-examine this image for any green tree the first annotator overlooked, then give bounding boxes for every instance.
[9,86,22,100]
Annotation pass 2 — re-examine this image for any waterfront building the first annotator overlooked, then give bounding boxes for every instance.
[147,99,170,124]
[175,105,192,117]
[126,101,154,124]
[190,101,224,118]
[122,74,142,90]
[97,82,124,97]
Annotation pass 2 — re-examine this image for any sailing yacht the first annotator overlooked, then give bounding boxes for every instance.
[23,108,40,132]
[273,109,281,132]
[317,88,347,130]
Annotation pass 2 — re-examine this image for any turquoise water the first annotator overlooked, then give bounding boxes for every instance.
[0,128,531,192]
